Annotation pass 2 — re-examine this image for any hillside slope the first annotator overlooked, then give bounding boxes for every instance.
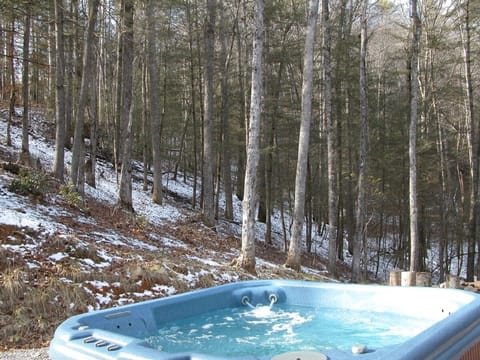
[0,110,334,350]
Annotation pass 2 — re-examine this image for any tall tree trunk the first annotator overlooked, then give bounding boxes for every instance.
[7,18,15,147]
[323,0,337,277]
[459,0,478,281]
[64,2,73,149]
[86,68,97,188]
[0,24,3,101]
[202,0,216,227]
[20,5,31,165]
[196,6,205,210]
[234,0,264,274]
[352,0,369,283]
[146,0,163,205]
[70,0,99,188]
[113,0,124,180]
[53,0,66,181]
[286,0,320,271]
[186,2,198,209]
[220,0,233,220]
[141,57,149,191]
[409,0,421,272]
[48,3,56,111]
[117,0,135,211]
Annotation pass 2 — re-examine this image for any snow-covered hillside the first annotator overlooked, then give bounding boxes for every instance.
[0,109,334,349]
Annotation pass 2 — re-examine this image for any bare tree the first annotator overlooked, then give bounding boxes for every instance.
[409,0,421,272]
[234,0,264,274]
[352,0,369,283]
[286,0,320,271]
[219,0,233,220]
[117,0,135,211]
[202,0,216,227]
[323,0,338,277]
[53,0,66,181]
[70,0,99,189]
[146,0,163,205]
[19,5,31,165]
[6,17,15,147]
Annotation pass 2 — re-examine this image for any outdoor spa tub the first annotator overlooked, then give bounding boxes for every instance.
[49,279,480,360]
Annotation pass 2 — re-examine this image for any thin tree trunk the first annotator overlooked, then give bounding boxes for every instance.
[54,0,66,181]
[142,56,148,191]
[234,0,264,274]
[117,0,135,211]
[64,3,73,149]
[196,7,204,210]
[202,0,217,227]
[7,18,15,147]
[70,0,99,187]
[352,0,369,283]
[113,0,123,180]
[323,0,337,277]
[48,3,56,110]
[0,24,3,101]
[286,0,319,271]
[459,0,478,281]
[220,0,233,220]
[409,0,421,272]
[86,68,97,188]
[20,6,31,165]
[146,0,163,205]
[186,2,198,209]
[235,7,247,202]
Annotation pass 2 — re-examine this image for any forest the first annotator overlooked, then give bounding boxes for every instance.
[0,0,479,284]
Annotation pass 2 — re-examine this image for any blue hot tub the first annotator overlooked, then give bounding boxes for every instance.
[49,280,480,360]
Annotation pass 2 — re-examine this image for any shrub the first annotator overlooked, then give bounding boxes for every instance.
[60,182,82,208]
[8,169,48,199]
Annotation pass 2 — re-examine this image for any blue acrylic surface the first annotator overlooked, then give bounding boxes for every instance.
[49,280,480,360]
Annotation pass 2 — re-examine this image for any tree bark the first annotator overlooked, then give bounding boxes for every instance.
[113,0,123,179]
[202,0,216,227]
[409,0,421,272]
[70,0,99,188]
[459,0,478,281]
[117,0,135,212]
[234,0,264,274]
[286,0,319,271]
[7,18,15,147]
[219,0,233,220]
[86,67,97,188]
[146,0,163,205]
[186,2,198,209]
[323,0,337,277]
[352,0,369,283]
[20,5,31,165]
[53,0,66,181]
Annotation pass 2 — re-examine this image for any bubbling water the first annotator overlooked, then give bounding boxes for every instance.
[145,304,433,358]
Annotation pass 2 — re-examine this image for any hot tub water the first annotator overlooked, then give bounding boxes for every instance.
[145,303,433,357]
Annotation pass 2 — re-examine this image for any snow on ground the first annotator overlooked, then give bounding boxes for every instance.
[0,106,462,317]
[0,108,331,328]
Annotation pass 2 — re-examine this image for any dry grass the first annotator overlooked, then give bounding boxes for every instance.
[0,164,331,352]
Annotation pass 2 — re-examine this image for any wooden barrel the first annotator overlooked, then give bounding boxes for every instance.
[446,274,461,289]
[401,271,416,286]
[416,272,432,287]
[389,270,402,286]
